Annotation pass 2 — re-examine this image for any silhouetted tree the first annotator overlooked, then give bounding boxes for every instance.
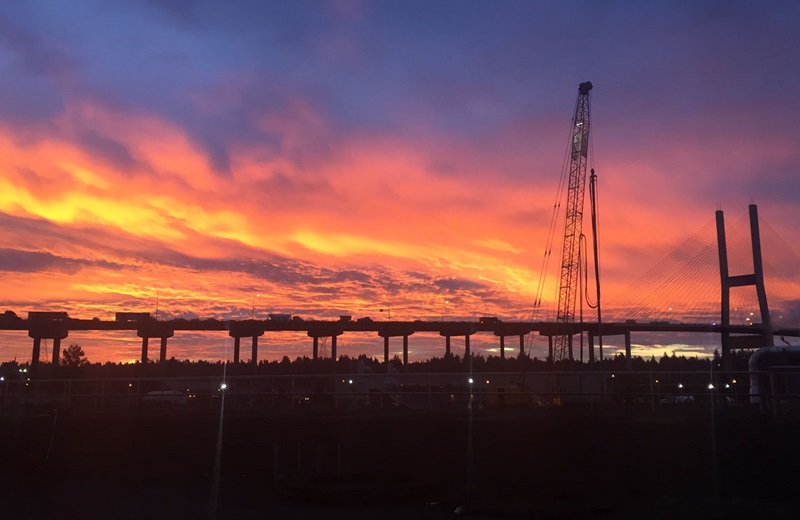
[13,346,736,380]
[60,343,89,368]
[712,349,722,371]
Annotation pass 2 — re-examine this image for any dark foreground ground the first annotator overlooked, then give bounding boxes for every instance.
[1,403,799,519]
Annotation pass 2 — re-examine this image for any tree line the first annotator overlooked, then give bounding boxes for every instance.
[0,342,752,380]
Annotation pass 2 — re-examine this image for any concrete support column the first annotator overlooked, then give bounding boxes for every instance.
[233,336,241,363]
[716,209,732,371]
[28,324,68,372]
[51,337,62,366]
[588,333,595,363]
[625,331,632,371]
[138,326,173,366]
[160,337,168,363]
[465,334,471,358]
[548,336,553,363]
[378,326,414,366]
[445,336,451,356]
[313,337,319,360]
[750,204,773,347]
[141,337,149,364]
[307,325,343,363]
[31,337,42,370]
[251,335,259,366]
[493,326,530,360]
[228,323,262,365]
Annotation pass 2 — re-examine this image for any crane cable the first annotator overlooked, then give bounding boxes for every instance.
[527,91,582,357]
[531,91,582,321]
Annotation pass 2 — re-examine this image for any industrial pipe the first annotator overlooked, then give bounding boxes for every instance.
[748,345,800,405]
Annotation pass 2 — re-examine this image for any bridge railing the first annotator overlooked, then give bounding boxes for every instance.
[1,370,799,417]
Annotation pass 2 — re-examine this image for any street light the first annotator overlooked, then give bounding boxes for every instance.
[251,293,260,319]
[379,294,391,319]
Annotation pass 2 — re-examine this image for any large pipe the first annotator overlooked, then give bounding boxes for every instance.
[749,345,800,405]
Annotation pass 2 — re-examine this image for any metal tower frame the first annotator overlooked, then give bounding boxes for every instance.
[553,82,592,362]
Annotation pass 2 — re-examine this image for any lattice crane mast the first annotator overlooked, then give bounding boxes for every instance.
[553,81,593,362]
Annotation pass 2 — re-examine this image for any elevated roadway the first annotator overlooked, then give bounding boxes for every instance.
[2,311,797,371]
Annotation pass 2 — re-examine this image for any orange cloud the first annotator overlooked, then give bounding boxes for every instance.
[0,94,797,365]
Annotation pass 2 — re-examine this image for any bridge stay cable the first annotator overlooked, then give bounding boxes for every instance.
[604,208,799,329]
[605,217,719,323]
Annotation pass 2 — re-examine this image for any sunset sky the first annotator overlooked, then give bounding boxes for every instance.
[1,1,799,363]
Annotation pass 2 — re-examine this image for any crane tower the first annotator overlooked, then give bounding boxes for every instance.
[553,81,593,362]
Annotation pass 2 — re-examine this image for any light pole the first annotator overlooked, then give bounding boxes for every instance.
[251,293,260,319]
[380,294,391,319]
